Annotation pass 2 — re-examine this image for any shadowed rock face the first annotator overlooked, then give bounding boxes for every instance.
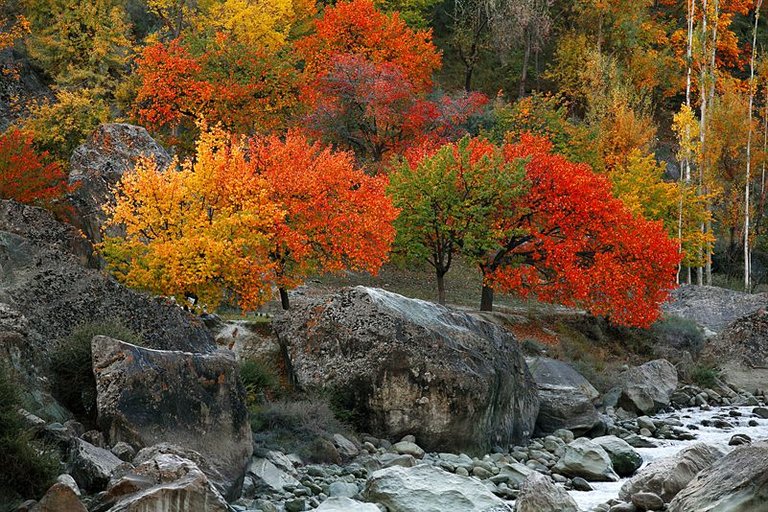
[0,200,214,355]
[68,123,171,248]
[703,310,768,392]
[92,336,252,501]
[274,286,539,453]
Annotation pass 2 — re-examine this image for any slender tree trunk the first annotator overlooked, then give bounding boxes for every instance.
[279,287,290,310]
[745,0,762,292]
[698,0,709,287]
[519,31,531,98]
[678,0,696,285]
[436,269,447,305]
[480,284,494,312]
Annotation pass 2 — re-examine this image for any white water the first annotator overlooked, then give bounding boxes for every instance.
[568,406,768,511]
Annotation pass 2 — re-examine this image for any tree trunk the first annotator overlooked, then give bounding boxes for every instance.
[464,63,475,92]
[279,287,290,310]
[480,285,494,312]
[519,32,531,98]
[437,270,447,305]
[744,0,762,292]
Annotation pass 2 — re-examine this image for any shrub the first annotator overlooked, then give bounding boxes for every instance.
[652,315,705,355]
[239,359,279,405]
[0,365,59,510]
[49,319,142,425]
[691,364,719,389]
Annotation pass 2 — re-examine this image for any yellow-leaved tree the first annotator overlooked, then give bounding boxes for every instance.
[100,127,281,310]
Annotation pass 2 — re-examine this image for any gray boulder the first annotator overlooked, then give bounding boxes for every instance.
[663,285,768,334]
[274,287,539,453]
[703,309,768,392]
[553,438,619,482]
[591,436,643,477]
[99,453,229,512]
[364,464,509,512]
[668,441,768,512]
[514,472,579,512]
[0,200,214,354]
[68,123,171,247]
[92,336,251,500]
[618,360,678,415]
[526,357,601,436]
[247,458,300,494]
[619,443,725,503]
[316,497,381,512]
[67,438,131,493]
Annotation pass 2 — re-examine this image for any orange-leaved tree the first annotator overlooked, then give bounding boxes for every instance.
[0,128,71,213]
[250,131,399,308]
[475,134,680,327]
[102,127,398,311]
[101,127,281,310]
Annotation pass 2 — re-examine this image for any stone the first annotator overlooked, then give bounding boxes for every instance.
[526,357,601,436]
[618,360,678,415]
[67,438,131,493]
[68,123,172,247]
[333,434,359,458]
[363,464,508,512]
[31,483,87,512]
[315,497,381,512]
[328,481,359,498]
[0,200,214,353]
[274,287,539,453]
[554,437,619,482]
[92,336,251,500]
[100,453,229,512]
[663,285,768,334]
[285,498,306,512]
[515,472,579,512]
[636,416,656,432]
[703,309,768,391]
[591,435,643,477]
[729,433,751,446]
[111,442,136,462]
[248,458,301,493]
[609,504,637,512]
[619,443,725,503]
[393,441,425,459]
[496,463,535,487]
[668,441,768,512]
[571,476,593,491]
[753,407,768,419]
[631,492,664,511]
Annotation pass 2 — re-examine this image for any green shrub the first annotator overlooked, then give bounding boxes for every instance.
[691,364,719,389]
[652,315,705,355]
[0,366,60,510]
[49,319,142,425]
[239,359,279,405]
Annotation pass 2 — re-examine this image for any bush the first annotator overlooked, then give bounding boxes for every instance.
[0,366,60,510]
[239,359,279,405]
[691,364,719,389]
[652,315,705,355]
[49,319,142,425]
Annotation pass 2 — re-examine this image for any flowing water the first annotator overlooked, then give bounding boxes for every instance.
[568,405,768,510]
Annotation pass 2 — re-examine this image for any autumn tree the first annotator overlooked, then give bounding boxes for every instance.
[0,128,70,211]
[479,135,680,327]
[388,136,526,304]
[102,127,398,310]
[101,127,280,310]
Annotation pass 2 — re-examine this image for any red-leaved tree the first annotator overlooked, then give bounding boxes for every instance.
[475,134,679,327]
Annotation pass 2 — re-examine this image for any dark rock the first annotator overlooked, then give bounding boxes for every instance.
[668,441,768,511]
[67,438,132,493]
[729,433,751,446]
[92,337,252,500]
[619,443,725,503]
[0,200,214,354]
[68,124,171,248]
[515,472,579,512]
[753,407,768,419]
[618,360,678,415]
[631,491,664,511]
[571,476,593,491]
[526,357,601,436]
[592,435,643,477]
[274,286,539,453]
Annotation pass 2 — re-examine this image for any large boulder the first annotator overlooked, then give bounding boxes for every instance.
[363,464,510,512]
[92,336,252,500]
[619,443,725,503]
[98,453,229,512]
[591,436,642,477]
[514,472,579,512]
[618,359,678,415]
[526,357,601,436]
[68,123,171,247]
[274,287,539,453]
[0,200,214,355]
[668,441,768,512]
[316,497,381,512]
[31,483,87,512]
[663,285,768,334]
[702,309,768,391]
[553,437,619,482]
[67,438,132,493]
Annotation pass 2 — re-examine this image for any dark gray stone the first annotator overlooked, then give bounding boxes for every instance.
[274,286,539,453]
